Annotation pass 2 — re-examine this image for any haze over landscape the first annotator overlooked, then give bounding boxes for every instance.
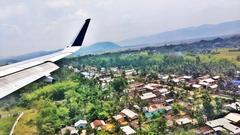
[1,1,240,135]
[0,0,240,56]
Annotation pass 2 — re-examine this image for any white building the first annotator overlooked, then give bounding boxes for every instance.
[225,102,240,111]
[120,126,136,135]
[192,84,201,89]
[139,92,157,100]
[121,109,138,120]
[176,117,192,125]
[74,120,87,128]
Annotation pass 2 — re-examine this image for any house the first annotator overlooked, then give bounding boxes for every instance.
[113,114,128,125]
[81,71,95,79]
[90,120,106,130]
[206,113,240,134]
[44,75,54,83]
[73,68,80,73]
[99,77,112,83]
[74,120,87,128]
[80,130,86,135]
[225,102,240,111]
[121,109,138,120]
[196,126,215,135]
[133,105,141,111]
[162,75,169,79]
[225,113,240,123]
[182,75,192,80]
[192,84,201,89]
[61,126,79,135]
[165,106,172,112]
[100,67,106,73]
[143,103,166,118]
[175,117,192,125]
[209,84,218,89]
[165,99,174,104]
[120,126,136,135]
[161,91,171,96]
[129,82,144,90]
[110,67,118,72]
[199,81,209,87]
[144,85,155,91]
[213,76,220,80]
[139,92,157,100]
[172,78,180,83]
[159,88,168,94]
[204,78,215,83]
[125,69,136,76]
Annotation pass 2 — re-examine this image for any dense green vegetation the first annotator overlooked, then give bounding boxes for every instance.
[68,51,238,76]
[19,68,129,134]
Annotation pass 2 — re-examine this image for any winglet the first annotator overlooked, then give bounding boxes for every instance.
[71,18,91,47]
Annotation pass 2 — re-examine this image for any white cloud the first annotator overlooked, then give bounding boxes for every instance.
[45,0,75,8]
[74,9,90,19]
[0,4,27,20]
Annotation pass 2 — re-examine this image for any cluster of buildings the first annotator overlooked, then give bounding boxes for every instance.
[196,113,240,135]
[63,65,240,134]
[61,108,139,135]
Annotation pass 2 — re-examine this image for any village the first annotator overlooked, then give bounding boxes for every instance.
[59,65,240,135]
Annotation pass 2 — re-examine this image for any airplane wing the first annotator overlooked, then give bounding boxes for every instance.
[0,19,90,99]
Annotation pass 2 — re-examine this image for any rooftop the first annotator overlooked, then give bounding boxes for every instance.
[120,126,136,135]
[74,119,87,127]
[206,113,240,134]
[121,109,138,119]
[176,117,192,125]
[90,120,106,129]
[140,92,157,100]
[225,113,240,123]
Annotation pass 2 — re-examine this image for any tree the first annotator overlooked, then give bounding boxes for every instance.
[237,56,240,62]
[202,92,214,119]
[39,123,55,135]
[215,97,223,116]
[111,77,128,94]
[157,117,167,133]
[148,72,158,81]
[195,106,205,125]
[148,117,167,134]
[172,103,183,115]
[96,130,110,135]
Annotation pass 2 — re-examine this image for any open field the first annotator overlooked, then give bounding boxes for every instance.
[14,109,39,135]
[213,48,240,66]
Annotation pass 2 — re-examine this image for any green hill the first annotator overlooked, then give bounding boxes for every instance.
[74,42,120,56]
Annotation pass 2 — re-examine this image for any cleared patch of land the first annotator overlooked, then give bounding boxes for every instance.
[14,109,39,135]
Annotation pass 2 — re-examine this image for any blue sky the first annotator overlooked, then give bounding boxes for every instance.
[0,0,240,56]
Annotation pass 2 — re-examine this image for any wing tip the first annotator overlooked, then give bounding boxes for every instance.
[71,18,91,47]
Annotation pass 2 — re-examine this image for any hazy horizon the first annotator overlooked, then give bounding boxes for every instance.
[0,0,240,56]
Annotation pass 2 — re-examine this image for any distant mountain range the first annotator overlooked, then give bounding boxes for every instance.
[1,19,240,64]
[74,42,120,56]
[118,20,240,46]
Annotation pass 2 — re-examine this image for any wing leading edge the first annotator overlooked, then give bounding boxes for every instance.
[0,19,90,99]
